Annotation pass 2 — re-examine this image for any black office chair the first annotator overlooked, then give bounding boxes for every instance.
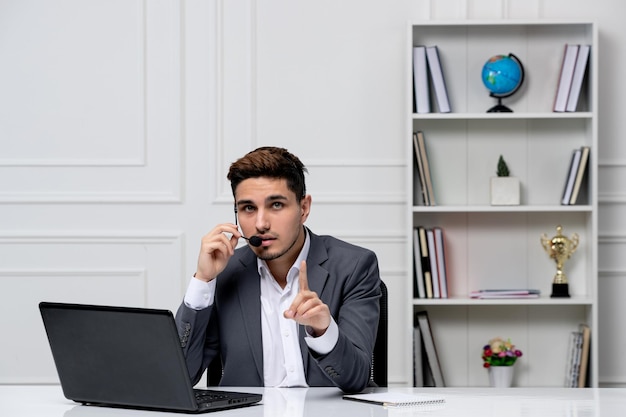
[207,280,388,387]
[371,279,388,387]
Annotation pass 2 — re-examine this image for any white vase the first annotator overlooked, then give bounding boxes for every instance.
[490,177,520,205]
[488,365,514,387]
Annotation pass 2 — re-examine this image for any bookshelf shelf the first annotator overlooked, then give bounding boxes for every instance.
[411,205,593,213]
[406,21,598,388]
[412,295,595,306]
[413,112,593,120]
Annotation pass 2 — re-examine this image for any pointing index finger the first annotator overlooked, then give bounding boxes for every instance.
[298,260,309,292]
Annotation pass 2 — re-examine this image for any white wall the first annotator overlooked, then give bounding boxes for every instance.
[1,0,625,387]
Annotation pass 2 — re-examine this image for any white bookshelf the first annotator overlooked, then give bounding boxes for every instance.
[406,21,598,387]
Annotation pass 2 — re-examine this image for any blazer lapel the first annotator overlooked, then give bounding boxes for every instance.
[298,231,330,374]
[235,251,264,382]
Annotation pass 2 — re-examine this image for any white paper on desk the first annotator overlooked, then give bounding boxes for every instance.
[343,392,445,408]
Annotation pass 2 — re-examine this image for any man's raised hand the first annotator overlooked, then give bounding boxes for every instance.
[283,260,331,336]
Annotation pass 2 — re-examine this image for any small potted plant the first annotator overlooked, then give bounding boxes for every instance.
[482,337,523,387]
[490,155,520,205]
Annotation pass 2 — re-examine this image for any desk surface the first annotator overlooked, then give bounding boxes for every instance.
[2,385,625,417]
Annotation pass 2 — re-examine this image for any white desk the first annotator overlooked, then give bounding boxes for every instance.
[1,385,625,416]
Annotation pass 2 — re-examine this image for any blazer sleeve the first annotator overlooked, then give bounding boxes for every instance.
[309,246,381,393]
[175,302,218,385]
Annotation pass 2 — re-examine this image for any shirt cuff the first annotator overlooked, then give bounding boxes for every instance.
[183,276,216,310]
[304,317,338,355]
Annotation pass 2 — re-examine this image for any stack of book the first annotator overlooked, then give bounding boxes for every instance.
[565,323,591,387]
[413,226,448,299]
[413,45,451,114]
[469,289,540,299]
[413,131,436,206]
[561,146,590,205]
[413,311,445,387]
[553,44,591,112]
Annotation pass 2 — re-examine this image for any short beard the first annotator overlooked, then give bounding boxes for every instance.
[257,226,303,261]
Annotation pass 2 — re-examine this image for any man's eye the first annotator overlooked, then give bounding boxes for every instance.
[272,202,283,209]
[243,205,255,212]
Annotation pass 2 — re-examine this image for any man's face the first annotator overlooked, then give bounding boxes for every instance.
[235,177,311,262]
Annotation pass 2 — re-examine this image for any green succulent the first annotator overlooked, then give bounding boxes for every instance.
[497,155,510,177]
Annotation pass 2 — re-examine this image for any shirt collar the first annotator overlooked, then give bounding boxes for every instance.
[257,227,311,284]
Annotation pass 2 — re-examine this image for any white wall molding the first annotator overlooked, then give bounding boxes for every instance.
[598,234,626,244]
[598,269,626,278]
[0,231,182,244]
[599,193,626,204]
[0,191,182,204]
[213,0,257,201]
[0,1,182,204]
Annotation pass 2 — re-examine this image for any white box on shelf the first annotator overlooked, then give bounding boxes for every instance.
[490,177,520,205]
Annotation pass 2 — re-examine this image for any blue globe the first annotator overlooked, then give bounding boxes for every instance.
[481,54,523,97]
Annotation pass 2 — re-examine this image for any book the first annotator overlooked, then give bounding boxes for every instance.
[425,45,451,113]
[413,325,424,387]
[433,227,448,299]
[553,44,579,112]
[413,133,429,205]
[470,289,540,299]
[415,311,445,387]
[426,229,441,298]
[413,46,430,114]
[561,148,582,205]
[565,330,580,387]
[418,226,433,298]
[577,323,591,388]
[569,146,590,205]
[343,392,445,408]
[415,131,436,206]
[413,228,426,299]
[564,331,577,387]
[566,44,591,112]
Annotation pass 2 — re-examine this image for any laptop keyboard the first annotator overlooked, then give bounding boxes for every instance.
[194,389,229,402]
[193,389,252,409]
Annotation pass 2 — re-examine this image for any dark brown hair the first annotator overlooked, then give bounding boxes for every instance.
[227,147,308,201]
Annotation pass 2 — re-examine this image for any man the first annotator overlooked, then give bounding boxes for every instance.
[175,147,381,393]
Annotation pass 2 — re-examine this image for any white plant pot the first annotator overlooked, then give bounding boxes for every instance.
[488,365,515,387]
[490,177,520,206]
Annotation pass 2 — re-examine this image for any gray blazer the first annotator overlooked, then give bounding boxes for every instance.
[175,229,381,393]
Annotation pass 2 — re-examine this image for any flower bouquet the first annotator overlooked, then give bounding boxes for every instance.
[482,337,523,368]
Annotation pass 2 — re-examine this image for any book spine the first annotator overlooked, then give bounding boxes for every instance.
[416,311,445,387]
[413,133,429,206]
[433,227,448,299]
[569,146,590,205]
[418,227,433,298]
[562,148,582,205]
[416,131,436,206]
[566,45,591,112]
[413,325,424,387]
[413,46,430,114]
[413,228,426,298]
[553,44,579,112]
[425,45,451,113]
[426,229,440,298]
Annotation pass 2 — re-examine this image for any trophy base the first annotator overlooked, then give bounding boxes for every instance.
[550,283,570,298]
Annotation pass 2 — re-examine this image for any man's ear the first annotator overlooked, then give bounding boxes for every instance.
[300,195,312,224]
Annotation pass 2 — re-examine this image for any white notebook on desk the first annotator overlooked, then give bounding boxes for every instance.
[343,392,445,408]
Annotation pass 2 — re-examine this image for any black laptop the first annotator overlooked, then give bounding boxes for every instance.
[39,302,262,413]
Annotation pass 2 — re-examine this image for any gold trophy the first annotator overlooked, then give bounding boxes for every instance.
[540,225,579,298]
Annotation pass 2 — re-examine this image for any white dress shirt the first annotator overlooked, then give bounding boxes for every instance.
[184,230,339,387]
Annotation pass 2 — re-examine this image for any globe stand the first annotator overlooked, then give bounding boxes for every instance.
[487,96,513,113]
[482,53,525,113]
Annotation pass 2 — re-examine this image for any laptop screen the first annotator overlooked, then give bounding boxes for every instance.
[39,302,261,413]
